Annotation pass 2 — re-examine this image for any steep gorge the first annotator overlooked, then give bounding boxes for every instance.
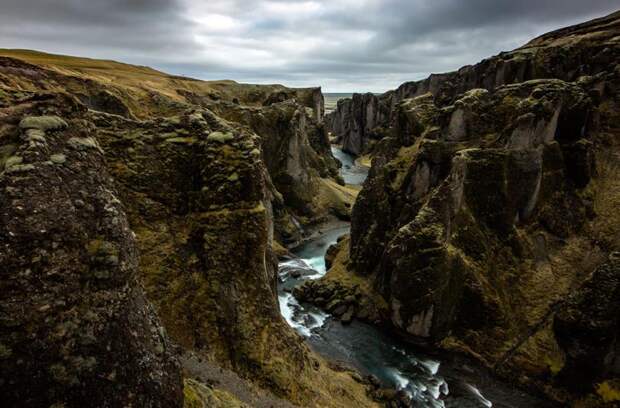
[1,10,620,408]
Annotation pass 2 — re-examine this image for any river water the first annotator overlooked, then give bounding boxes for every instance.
[277,147,549,408]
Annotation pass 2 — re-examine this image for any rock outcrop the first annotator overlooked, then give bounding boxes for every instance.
[327,93,390,156]
[315,11,620,406]
[88,107,316,397]
[327,10,620,157]
[210,99,341,243]
[0,53,377,407]
[0,92,184,407]
[553,253,620,392]
[0,50,348,247]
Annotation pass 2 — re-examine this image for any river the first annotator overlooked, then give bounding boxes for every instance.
[277,146,551,408]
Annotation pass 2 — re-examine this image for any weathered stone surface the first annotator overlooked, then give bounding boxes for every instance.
[0,56,376,407]
[327,10,620,156]
[0,93,183,407]
[327,93,390,156]
[211,99,344,245]
[554,253,620,391]
[338,12,620,404]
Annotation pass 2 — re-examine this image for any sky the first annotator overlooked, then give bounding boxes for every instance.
[1,1,618,92]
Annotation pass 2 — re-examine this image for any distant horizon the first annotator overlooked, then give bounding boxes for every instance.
[1,2,618,92]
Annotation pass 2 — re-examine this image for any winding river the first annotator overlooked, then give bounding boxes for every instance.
[277,147,549,408]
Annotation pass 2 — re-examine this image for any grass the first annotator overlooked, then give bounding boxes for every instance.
[0,48,320,118]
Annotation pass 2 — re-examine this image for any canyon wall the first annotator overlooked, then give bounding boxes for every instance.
[343,12,620,406]
[327,11,620,157]
[284,11,620,407]
[0,52,374,406]
[0,93,184,406]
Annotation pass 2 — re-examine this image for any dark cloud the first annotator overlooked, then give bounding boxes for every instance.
[1,0,618,92]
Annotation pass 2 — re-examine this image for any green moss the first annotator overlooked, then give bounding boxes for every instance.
[544,355,564,376]
[0,145,17,169]
[50,154,67,164]
[68,137,101,152]
[4,163,35,173]
[183,379,248,408]
[164,137,196,144]
[183,380,203,408]
[3,155,22,170]
[0,343,12,359]
[227,172,239,182]
[596,380,620,402]
[19,116,68,131]
[207,131,234,144]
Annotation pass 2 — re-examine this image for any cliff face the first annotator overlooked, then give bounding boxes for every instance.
[89,107,314,397]
[0,92,183,406]
[327,10,620,156]
[0,53,375,406]
[211,99,341,244]
[327,93,391,156]
[0,52,338,244]
[333,12,620,405]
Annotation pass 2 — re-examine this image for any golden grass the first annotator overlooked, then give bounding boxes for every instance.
[314,178,360,218]
[0,49,318,118]
[321,235,389,313]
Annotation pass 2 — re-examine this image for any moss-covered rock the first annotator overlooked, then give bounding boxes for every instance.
[0,94,183,407]
[19,115,68,131]
[341,24,620,403]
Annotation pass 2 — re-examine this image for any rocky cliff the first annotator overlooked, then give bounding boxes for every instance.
[327,10,620,157]
[0,53,375,406]
[0,50,344,245]
[308,11,620,406]
[0,92,184,406]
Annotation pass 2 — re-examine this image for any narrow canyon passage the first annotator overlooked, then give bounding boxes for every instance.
[278,146,469,407]
[277,145,555,408]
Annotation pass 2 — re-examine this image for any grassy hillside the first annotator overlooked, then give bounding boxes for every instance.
[0,49,320,118]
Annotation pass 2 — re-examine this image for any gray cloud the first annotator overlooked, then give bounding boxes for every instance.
[0,0,618,92]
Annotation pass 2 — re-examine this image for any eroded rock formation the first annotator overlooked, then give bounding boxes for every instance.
[0,52,375,407]
[327,10,620,157]
[306,11,620,406]
[0,93,184,407]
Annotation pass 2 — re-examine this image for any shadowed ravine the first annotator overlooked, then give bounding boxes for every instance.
[278,147,510,407]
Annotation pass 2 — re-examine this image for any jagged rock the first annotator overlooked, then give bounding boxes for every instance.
[211,99,342,242]
[89,108,316,397]
[328,93,390,155]
[0,94,183,407]
[340,12,620,403]
[327,10,620,156]
[325,243,339,270]
[0,50,379,408]
[341,307,355,325]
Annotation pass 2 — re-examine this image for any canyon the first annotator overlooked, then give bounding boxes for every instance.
[0,9,619,408]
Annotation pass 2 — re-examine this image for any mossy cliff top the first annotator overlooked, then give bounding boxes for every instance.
[0,48,324,121]
[327,10,620,157]
[0,49,346,245]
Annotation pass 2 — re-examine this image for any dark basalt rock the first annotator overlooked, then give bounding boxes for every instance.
[0,53,376,407]
[327,10,620,157]
[0,93,183,407]
[554,253,620,392]
[339,12,620,404]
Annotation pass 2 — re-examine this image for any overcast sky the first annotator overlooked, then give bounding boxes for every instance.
[1,1,618,92]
